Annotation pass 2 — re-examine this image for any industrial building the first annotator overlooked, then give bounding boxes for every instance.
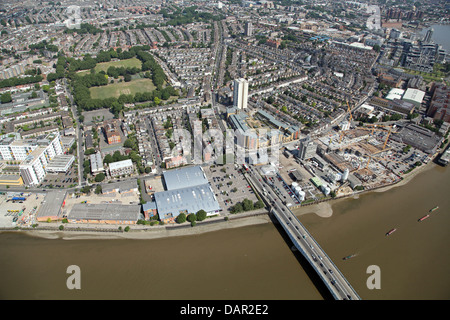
[36,190,67,222]
[402,88,425,108]
[162,165,208,191]
[150,166,221,223]
[67,203,141,224]
[101,179,138,195]
[391,123,442,154]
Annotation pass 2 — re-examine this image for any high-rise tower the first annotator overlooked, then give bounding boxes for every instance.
[233,78,248,110]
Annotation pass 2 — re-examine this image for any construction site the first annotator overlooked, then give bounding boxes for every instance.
[276,103,434,203]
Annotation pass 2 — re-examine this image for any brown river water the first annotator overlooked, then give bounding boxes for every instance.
[0,163,449,300]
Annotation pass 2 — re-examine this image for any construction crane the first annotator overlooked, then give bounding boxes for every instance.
[363,123,395,151]
[338,100,354,143]
[346,100,353,123]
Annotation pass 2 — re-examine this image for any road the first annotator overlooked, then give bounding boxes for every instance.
[63,79,85,187]
[245,166,361,300]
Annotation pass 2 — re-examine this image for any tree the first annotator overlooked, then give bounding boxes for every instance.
[176,213,186,223]
[196,210,207,221]
[81,185,91,194]
[95,184,102,194]
[94,172,105,182]
[103,154,113,164]
[230,202,243,214]
[254,200,264,209]
[1,92,12,104]
[187,213,197,223]
[242,198,254,211]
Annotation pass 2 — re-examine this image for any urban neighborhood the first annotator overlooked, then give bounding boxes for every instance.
[0,0,449,301]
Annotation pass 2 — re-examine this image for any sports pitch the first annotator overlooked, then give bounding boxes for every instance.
[90,78,156,99]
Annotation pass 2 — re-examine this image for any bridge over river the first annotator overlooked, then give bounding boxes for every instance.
[245,167,361,300]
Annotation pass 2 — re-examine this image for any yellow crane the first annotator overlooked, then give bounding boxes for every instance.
[363,123,394,151]
[338,100,354,143]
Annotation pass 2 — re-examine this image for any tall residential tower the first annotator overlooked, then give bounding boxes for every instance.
[233,78,248,110]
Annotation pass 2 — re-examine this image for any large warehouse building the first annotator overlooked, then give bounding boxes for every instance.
[67,203,141,224]
[154,166,221,223]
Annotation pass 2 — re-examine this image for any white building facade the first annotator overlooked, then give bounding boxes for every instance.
[233,78,249,110]
[0,132,64,186]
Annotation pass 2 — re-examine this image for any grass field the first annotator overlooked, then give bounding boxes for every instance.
[77,58,142,76]
[90,78,156,99]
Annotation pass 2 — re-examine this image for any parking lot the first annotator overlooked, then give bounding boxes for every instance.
[203,163,259,214]
[0,192,45,227]
[379,141,430,176]
[63,188,141,218]
[38,165,78,189]
[263,173,303,207]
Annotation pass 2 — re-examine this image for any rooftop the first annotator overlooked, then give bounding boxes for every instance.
[37,190,67,219]
[162,165,208,191]
[68,203,141,222]
[154,183,221,220]
[102,179,138,194]
[109,159,133,171]
[402,88,425,104]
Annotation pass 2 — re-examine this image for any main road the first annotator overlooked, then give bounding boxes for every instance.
[245,165,361,300]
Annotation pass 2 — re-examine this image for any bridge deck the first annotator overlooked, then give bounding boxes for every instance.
[245,168,361,300]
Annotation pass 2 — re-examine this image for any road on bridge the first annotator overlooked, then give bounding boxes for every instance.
[245,166,361,300]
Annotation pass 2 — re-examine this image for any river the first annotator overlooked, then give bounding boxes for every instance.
[0,163,449,300]
[419,24,450,52]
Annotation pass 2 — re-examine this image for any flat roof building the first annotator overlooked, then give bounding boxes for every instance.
[391,123,442,154]
[36,190,67,222]
[233,78,249,110]
[90,152,104,175]
[402,88,425,108]
[109,159,133,177]
[102,179,138,195]
[68,203,141,224]
[46,155,75,173]
[154,183,221,224]
[162,165,208,191]
[151,165,221,223]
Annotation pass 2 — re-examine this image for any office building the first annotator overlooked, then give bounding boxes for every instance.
[46,155,75,173]
[233,78,248,110]
[109,159,134,177]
